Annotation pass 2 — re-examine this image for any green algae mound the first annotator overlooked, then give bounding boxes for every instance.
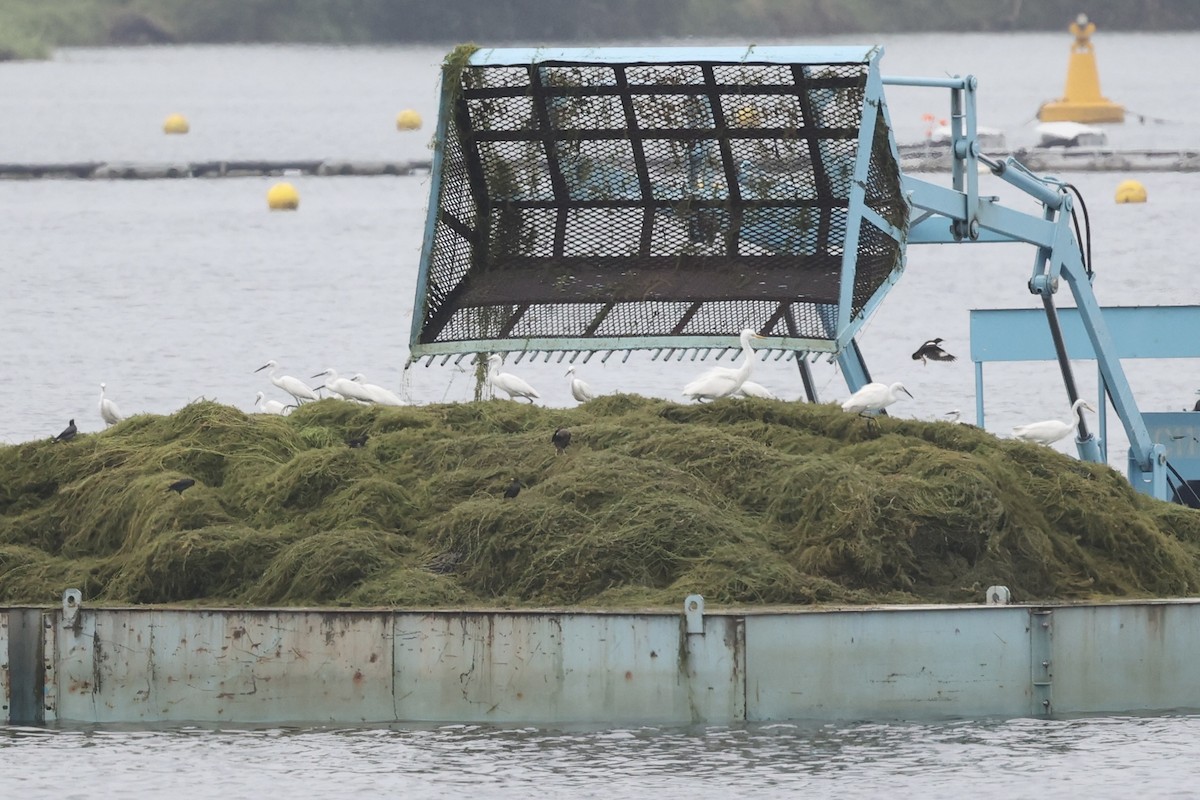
[2,396,1199,609]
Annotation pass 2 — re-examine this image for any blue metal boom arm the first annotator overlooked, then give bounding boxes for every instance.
[895,74,1164,493]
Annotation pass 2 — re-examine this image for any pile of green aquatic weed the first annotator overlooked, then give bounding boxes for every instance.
[1,395,1199,609]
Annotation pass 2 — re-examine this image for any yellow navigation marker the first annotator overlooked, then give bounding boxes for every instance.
[1115,180,1147,204]
[396,109,423,131]
[1037,14,1125,124]
[267,182,300,211]
[163,113,190,134]
[733,105,762,127]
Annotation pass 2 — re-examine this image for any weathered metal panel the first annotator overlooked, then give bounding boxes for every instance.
[744,607,1033,720]
[49,608,395,724]
[2,609,45,724]
[1048,603,1200,714]
[0,610,8,723]
[26,599,1200,724]
[392,611,742,724]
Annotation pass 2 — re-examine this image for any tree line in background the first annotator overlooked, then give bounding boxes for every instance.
[3,0,1197,58]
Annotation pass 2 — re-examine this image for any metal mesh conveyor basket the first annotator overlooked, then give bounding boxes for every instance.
[410,45,908,361]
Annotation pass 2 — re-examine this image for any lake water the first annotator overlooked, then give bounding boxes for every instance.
[4,714,1200,799]
[3,33,1200,796]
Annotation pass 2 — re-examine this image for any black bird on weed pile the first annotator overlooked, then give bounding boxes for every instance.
[55,419,78,442]
[551,426,571,455]
[167,478,196,495]
[504,478,522,499]
[912,337,956,365]
[347,433,369,449]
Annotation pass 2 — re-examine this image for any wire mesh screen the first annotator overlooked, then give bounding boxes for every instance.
[413,48,907,356]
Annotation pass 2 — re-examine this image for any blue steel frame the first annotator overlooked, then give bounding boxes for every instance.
[410,45,905,369]
[890,73,1168,498]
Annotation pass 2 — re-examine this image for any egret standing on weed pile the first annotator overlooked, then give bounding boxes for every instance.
[254,392,289,415]
[841,382,914,430]
[487,354,540,402]
[565,366,594,403]
[682,328,764,401]
[99,383,123,427]
[256,360,320,406]
[1013,398,1095,444]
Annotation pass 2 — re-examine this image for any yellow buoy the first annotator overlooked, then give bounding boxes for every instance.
[733,105,762,128]
[267,182,300,211]
[396,109,422,131]
[1115,180,1147,204]
[1037,14,1124,124]
[163,113,190,134]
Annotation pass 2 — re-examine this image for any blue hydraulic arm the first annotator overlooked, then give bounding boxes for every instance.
[888,73,1168,498]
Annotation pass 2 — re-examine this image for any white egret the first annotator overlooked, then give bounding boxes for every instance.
[681,328,764,401]
[254,391,288,415]
[736,380,777,400]
[912,337,956,364]
[256,360,319,405]
[1012,399,1094,445]
[99,383,123,426]
[311,368,375,403]
[351,374,404,406]
[841,382,913,418]
[487,355,540,402]
[565,366,594,402]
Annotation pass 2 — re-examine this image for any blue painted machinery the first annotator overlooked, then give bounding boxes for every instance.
[409,44,1195,503]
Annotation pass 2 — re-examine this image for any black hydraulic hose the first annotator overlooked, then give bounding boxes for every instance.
[1066,183,1093,278]
[1165,459,1200,508]
[1041,294,1091,440]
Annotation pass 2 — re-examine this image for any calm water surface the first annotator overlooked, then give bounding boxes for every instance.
[3,35,1200,795]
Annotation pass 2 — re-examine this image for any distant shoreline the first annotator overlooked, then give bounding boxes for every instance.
[4,0,1199,62]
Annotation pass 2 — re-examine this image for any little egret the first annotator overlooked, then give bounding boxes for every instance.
[841,382,913,418]
[943,409,978,428]
[565,366,594,402]
[311,368,375,403]
[487,355,540,402]
[254,391,289,415]
[351,374,404,406]
[552,426,572,455]
[99,383,123,426]
[1012,399,1095,445]
[55,419,77,442]
[736,380,778,400]
[256,360,319,405]
[912,338,956,365]
[682,329,764,401]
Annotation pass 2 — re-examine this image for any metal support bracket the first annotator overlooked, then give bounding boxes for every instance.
[61,588,82,634]
[1030,608,1054,716]
[684,594,705,636]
